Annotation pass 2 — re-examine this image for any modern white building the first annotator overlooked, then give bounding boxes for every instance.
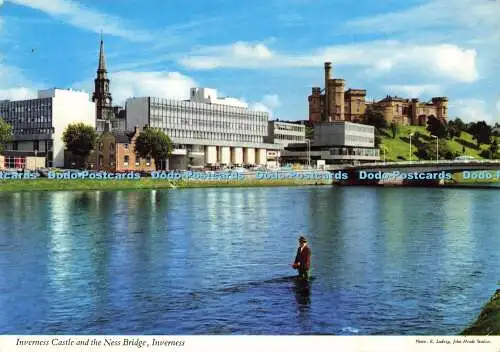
[0,88,96,167]
[125,88,283,169]
[281,121,380,165]
[265,120,306,147]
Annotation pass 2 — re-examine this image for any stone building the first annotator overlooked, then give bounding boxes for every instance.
[366,96,448,126]
[308,62,448,126]
[66,125,156,171]
[88,125,156,171]
[308,62,367,123]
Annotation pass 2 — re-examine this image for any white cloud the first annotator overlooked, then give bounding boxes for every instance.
[178,40,478,83]
[449,99,495,123]
[384,84,443,98]
[261,94,281,109]
[0,62,39,101]
[104,71,197,106]
[345,0,500,35]
[0,87,36,100]
[249,94,281,115]
[6,0,153,41]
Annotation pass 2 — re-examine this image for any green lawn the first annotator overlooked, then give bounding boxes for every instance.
[379,126,497,162]
[0,177,332,192]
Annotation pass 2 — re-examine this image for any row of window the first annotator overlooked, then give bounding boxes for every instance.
[275,124,305,132]
[149,98,268,117]
[8,140,53,152]
[13,128,54,135]
[330,148,380,156]
[150,116,266,134]
[164,129,262,143]
[275,134,305,142]
[345,124,373,133]
[346,135,374,144]
[150,109,267,125]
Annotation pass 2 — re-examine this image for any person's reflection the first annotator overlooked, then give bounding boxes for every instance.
[293,277,311,307]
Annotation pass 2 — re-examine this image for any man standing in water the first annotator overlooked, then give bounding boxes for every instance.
[292,236,311,280]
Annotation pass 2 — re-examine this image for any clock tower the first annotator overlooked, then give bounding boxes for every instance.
[92,35,114,121]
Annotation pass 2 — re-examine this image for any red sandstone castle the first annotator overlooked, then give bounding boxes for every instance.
[308,62,448,126]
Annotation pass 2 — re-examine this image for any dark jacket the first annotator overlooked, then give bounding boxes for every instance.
[294,245,311,270]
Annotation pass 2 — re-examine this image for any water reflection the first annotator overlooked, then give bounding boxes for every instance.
[1,187,499,335]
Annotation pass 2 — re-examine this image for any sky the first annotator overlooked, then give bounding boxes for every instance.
[0,0,499,123]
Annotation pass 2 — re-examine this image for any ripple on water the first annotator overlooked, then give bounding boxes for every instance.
[0,187,499,335]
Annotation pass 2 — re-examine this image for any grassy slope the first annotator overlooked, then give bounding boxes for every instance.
[462,289,500,335]
[380,126,496,162]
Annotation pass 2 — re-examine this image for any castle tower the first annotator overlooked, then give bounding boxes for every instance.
[308,87,323,123]
[431,97,448,121]
[92,35,114,121]
[332,79,345,121]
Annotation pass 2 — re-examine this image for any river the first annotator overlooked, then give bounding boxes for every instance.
[0,186,498,335]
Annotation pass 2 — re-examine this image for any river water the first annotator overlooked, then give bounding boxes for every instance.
[0,186,498,335]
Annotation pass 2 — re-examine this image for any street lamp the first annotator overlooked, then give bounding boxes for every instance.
[305,139,311,169]
[431,135,439,163]
[409,132,414,163]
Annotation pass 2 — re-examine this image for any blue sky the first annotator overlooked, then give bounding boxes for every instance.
[0,0,499,123]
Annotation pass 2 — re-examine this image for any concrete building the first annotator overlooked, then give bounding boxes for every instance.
[265,120,306,147]
[308,62,448,126]
[281,121,379,165]
[0,88,96,167]
[125,88,282,169]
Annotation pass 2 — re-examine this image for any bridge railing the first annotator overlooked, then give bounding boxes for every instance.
[324,160,500,170]
[350,160,500,167]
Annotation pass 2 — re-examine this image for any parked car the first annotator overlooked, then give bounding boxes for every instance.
[455,156,476,161]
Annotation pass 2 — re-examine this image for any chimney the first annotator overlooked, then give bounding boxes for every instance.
[324,62,332,81]
[324,62,332,120]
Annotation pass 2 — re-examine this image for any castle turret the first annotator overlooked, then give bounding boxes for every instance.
[432,97,448,121]
[308,87,323,123]
[332,79,345,121]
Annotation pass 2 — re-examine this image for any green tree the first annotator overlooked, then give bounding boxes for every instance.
[374,129,381,147]
[364,107,387,130]
[417,139,453,160]
[305,126,314,140]
[447,124,461,139]
[426,115,448,139]
[468,121,492,147]
[490,139,498,156]
[62,122,98,167]
[452,118,466,132]
[390,121,399,139]
[0,117,13,155]
[135,127,173,170]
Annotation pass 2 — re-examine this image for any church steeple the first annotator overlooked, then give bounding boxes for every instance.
[92,33,113,121]
[98,35,107,74]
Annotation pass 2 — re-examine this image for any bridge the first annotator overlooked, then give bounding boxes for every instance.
[325,160,500,186]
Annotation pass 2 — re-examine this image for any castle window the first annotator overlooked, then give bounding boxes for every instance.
[124,155,129,167]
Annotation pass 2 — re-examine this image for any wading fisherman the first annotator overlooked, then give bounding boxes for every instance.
[292,235,311,280]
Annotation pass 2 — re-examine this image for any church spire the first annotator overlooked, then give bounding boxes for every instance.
[92,32,113,121]
[97,31,107,75]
